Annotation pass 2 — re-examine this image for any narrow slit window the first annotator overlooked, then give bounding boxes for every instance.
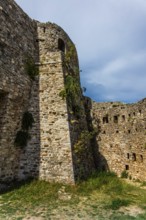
[132,153,136,161]
[114,115,118,123]
[43,27,46,33]
[125,165,129,170]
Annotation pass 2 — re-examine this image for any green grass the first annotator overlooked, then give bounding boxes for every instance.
[107,198,131,210]
[1,172,146,219]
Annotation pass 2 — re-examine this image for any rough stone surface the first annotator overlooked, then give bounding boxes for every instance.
[1,0,146,184]
[91,98,146,181]
[0,0,37,181]
[0,0,94,184]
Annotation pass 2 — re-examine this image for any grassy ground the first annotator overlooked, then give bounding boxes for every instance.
[1,172,146,219]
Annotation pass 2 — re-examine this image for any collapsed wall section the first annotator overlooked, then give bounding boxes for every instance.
[91,99,146,181]
[0,0,38,181]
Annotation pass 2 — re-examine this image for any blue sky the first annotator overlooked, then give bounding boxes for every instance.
[15,0,146,103]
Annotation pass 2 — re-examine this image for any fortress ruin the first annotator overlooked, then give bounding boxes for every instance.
[0,0,146,183]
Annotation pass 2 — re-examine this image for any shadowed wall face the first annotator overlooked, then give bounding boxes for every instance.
[0,0,38,181]
[0,92,8,137]
[0,92,8,178]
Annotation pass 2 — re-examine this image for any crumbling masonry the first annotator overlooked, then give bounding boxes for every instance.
[91,98,146,181]
[0,0,146,183]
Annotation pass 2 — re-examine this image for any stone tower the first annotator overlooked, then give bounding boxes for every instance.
[0,0,94,184]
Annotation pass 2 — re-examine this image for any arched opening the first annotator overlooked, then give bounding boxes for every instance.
[58,38,65,52]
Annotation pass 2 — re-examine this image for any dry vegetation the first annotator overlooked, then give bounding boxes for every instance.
[1,172,146,219]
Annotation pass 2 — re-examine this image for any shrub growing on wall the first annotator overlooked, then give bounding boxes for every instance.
[25,56,38,80]
[15,111,34,148]
[15,131,30,148]
[21,111,34,130]
[59,75,82,118]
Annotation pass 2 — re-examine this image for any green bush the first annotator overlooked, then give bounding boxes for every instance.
[15,131,30,148]
[15,111,34,148]
[59,75,81,117]
[72,104,81,119]
[121,170,128,179]
[21,112,34,130]
[25,56,38,80]
[77,171,120,195]
[108,198,131,210]
[59,89,66,99]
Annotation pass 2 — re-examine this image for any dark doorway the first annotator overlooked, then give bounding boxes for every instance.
[58,38,65,52]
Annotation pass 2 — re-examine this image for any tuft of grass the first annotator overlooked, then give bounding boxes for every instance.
[107,198,131,210]
[141,181,146,186]
[136,213,146,220]
[76,171,123,196]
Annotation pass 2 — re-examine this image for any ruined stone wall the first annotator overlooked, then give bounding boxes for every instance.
[18,23,75,183]
[18,22,95,183]
[0,0,37,181]
[3,0,145,184]
[0,0,94,184]
[3,0,146,184]
[91,98,146,181]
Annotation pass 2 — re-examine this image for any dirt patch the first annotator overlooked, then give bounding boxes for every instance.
[119,205,145,217]
[23,217,44,220]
